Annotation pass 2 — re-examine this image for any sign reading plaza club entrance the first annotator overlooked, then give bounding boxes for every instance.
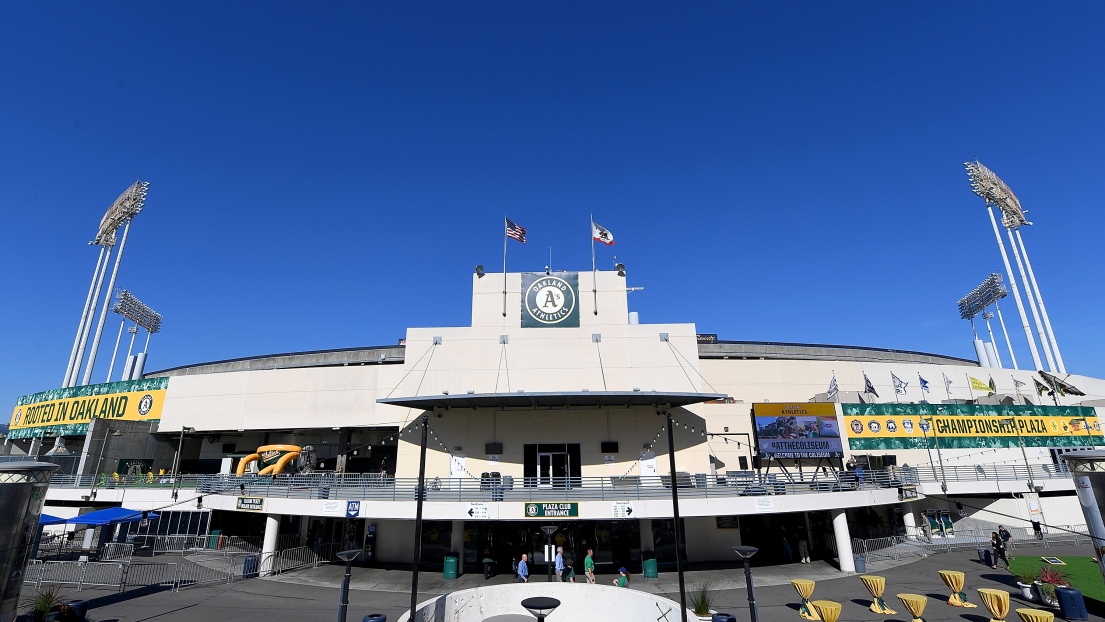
[521,272,580,328]
[524,502,579,518]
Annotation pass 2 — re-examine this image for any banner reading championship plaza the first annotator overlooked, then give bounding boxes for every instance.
[843,402,1104,450]
[8,377,168,439]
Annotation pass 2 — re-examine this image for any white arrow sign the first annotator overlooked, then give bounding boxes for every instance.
[612,501,634,519]
[467,503,489,519]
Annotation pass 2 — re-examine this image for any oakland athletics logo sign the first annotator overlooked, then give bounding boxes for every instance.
[521,272,580,328]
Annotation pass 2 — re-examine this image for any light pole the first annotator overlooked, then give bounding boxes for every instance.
[541,525,558,583]
[665,409,688,622]
[732,546,759,622]
[409,413,430,622]
[920,417,948,493]
[171,426,195,500]
[522,597,561,622]
[999,417,1036,492]
[335,548,360,622]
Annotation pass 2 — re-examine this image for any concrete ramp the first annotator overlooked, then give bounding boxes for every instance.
[398,582,694,622]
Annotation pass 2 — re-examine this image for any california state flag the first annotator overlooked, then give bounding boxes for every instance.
[592,221,615,245]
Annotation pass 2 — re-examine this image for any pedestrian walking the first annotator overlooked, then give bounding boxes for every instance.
[584,548,596,583]
[554,546,565,581]
[798,532,810,564]
[990,531,1009,569]
[613,567,630,587]
[998,524,1013,558]
[564,561,576,583]
[1032,520,1043,541]
[517,553,529,582]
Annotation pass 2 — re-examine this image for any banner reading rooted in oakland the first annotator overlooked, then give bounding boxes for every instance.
[753,403,843,458]
[842,403,1103,450]
[8,377,168,439]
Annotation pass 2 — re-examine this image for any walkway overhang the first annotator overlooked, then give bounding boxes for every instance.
[376,391,727,411]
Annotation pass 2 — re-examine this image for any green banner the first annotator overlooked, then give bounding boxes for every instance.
[521,272,580,328]
[842,403,1103,450]
[524,502,578,518]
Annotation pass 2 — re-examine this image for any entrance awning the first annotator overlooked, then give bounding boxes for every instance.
[68,507,159,527]
[377,390,727,410]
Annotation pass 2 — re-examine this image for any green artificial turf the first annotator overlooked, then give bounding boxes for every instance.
[1008,555,1105,603]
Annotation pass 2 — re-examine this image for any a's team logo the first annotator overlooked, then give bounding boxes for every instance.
[902,419,915,434]
[918,419,931,433]
[885,420,898,433]
[526,503,539,517]
[850,420,863,434]
[13,409,21,426]
[1060,420,1070,433]
[138,394,154,416]
[868,420,881,433]
[525,276,576,325]
[1049,419,1059,433]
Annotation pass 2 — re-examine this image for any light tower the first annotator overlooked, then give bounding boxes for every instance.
[63,180,149,387]
[957,273,1010,368]
[965,161,1064,372]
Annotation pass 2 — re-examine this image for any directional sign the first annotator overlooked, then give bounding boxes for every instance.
[346,501,361,518]
[612,501,634,519]
[467,503,489,519]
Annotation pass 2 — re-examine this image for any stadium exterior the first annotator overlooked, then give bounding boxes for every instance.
[6,270,1104,575]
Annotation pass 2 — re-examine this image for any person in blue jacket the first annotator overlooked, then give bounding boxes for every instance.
[517,553,529,582]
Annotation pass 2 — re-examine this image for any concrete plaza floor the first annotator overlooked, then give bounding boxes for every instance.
[38,544,1103,622]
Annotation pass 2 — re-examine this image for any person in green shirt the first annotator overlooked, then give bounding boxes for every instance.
[584,548,595,584]
[613,567,629,588]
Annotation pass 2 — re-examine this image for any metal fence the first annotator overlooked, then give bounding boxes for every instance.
[100,543,134,562]
[851,523,1093,564]
[24,555,266,593]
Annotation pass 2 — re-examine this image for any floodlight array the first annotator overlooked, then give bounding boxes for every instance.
[92,180,149,246]
[964,161,1030,229]
[111,289,163,333]
[957,273,1007,320]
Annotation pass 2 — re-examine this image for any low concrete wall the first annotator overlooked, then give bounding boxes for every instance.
[398,582,695,622]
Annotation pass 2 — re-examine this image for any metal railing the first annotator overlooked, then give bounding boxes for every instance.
[24,555,264,593]
[851,523,1092,564]
[100,543,134,562]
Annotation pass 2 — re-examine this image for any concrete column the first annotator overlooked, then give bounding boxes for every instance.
[0,439,11,457]
[451,520,465,576]
[639,518,654,553]
[902,503,917,540]
[832,509,855,573]
[261,514,280,576]
[298,516,310,548]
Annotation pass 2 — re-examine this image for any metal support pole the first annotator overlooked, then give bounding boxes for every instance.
[742,557,760,622]
[1015,229,1065,373]
[105,318,126,383]
[986,204,1042,370]
[337,557,352,622]
[410,413,430,622]
[983,312,1002,368]
[923,418,948,493]
[171,426,187,500]
[995,301,1018,370]
[1005,418,1035,492]
[64,246,107,386]
[1006,228,1054,372]
[70,245,112,387]
[665,410,688,622]
[83,220,132,385]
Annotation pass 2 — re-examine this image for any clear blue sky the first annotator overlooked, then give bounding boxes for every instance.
[3,3,1104,405]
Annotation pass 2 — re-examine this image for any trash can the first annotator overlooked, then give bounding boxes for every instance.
[363,615,387,622]
[209,529,223,550]
[642,557,658,579]
[852,554,866,573]
[1055,587,1088,621]
[62,600,89,621]
[977,547,992,567]
[443,554,459,580]
[711,615,736,622]
[242,554,260,578]
[482,558,495,579]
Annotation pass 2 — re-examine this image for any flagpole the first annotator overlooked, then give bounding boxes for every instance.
[892,373,899,404]
[502,215,508,318]
[943,374,952,402]
[1012,374,1021,404]
[590,214,598,316]
[965,373,974,401]
[918,372,925,404]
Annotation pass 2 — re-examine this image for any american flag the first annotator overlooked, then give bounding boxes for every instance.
[506,218,527,244]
